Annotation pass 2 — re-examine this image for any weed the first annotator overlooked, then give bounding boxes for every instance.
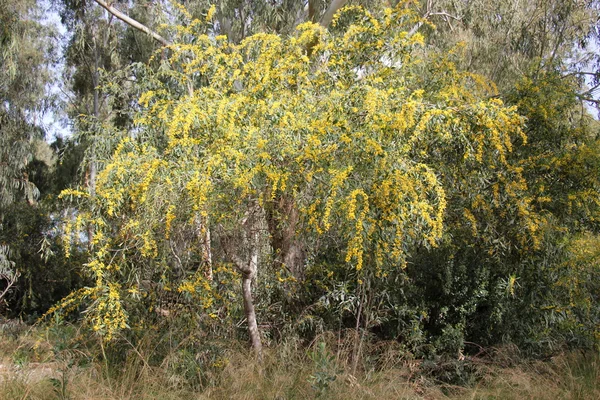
[308,342,338,397]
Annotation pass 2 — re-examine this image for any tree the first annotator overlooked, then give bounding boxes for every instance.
[1,0,55,307]
[423,0,600,107]
[57,3,539,359]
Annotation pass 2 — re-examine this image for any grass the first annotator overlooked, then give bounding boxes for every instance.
[1,323,599,399]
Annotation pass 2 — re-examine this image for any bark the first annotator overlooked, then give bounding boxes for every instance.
[265,195,305,281]
[87,34,100,248]
[246,227,262,357]
[203,223,213,280]
[229,220,263,358]
[196,215,213,281]
[93,0,170,46]
[320,0,348,28]
[308,0,319,22]
[304,0,348,57]
[242,272,262,356]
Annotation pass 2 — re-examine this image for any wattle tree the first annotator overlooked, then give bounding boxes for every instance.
[57,3,540,356]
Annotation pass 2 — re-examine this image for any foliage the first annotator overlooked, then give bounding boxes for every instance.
[0,0,57,306]
[53,2,545,350]
[428,0,600,101]
[308,342,338,397]
[0,136,88,317]
[549,233,600,349]
[379,68,600,357]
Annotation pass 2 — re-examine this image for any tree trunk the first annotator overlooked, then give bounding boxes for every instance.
[229,215,263,359]
[265,194,305,281]
[195,215,213,280]
[245,226,262,358]
[87,34,100,248]
[202,219,213,280]
[320,0,348,28]
[242,271,262,357]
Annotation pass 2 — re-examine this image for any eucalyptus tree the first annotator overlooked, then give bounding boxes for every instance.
[57,0,169,248]
[0,0,56,306]
[421,0,600,103]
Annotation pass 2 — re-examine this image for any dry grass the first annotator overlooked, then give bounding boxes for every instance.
[458,352,600,400]
[1,325,599,400]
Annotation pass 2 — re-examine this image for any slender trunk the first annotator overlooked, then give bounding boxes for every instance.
[229,216,263,358]
[91,37,99,192]
[203,222,213,280]
[351,284,365,375]
[242,271,262,357]
[308,0,319,22]
[245,227,262,358]
[87,35,99,248]
[320,0,348,28]
[196,215,213,281]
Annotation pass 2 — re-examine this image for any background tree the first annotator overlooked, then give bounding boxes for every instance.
[0,0,56,307]
[421,0,599,107]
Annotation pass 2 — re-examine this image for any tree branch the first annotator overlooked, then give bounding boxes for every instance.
[320,0,348,28]
[308,0,319,23]
[408,2,461,38]
[231,253,251,275]
[577,95,600,105]
[0,270,19,303]
[429,11,462,21]
[94,0,170,46]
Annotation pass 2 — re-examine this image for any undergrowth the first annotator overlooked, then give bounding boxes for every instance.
[1,322,598,399]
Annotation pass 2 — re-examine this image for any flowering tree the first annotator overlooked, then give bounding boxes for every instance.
[59,3,537,356]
